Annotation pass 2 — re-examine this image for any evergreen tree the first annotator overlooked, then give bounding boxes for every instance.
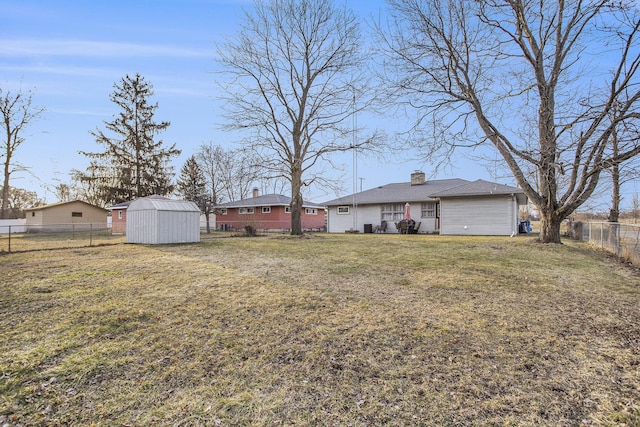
[176,155,213,232]
[76,73,180,205]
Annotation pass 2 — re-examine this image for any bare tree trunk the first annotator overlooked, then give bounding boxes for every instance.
[539,209,563,244]
[609,162,620,223]
[1,163,9,219]
[290,169,303,235]
[205,212,211,234]
[609,127,620,223]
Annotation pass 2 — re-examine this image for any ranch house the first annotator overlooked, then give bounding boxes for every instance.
[215,189,326,232]
[324,171,527,236]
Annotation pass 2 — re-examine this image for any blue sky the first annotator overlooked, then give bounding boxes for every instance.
[1,0,633,210]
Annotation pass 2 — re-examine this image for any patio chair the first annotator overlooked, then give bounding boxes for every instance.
[375,220,388,233]
[398,220,408,234]
[409,222,421,234]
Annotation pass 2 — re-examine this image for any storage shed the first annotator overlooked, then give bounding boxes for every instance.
[126,196,201,244]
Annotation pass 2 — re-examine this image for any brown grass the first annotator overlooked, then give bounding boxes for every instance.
[1,233,639,426]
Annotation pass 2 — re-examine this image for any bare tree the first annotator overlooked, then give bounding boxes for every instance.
[0,87,44,219]
[378,0,640,243]
[54,183,74,203]
[217,0,377,235]
[0,186,43,218]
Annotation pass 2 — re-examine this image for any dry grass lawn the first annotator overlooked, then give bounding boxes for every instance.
[1,233,639,426]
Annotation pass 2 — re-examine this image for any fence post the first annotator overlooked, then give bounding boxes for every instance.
[8,225,11,253]
[90,223,93,247]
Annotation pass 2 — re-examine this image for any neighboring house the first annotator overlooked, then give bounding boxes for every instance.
[324,171,527,236]
[106,201,131,234]
[24,200,108,230]
[215,189,326,232]
[126,196,201,244]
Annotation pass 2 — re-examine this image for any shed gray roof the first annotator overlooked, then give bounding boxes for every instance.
[216,193,325,209]
[128,196,200,212]
[324,178,470,206]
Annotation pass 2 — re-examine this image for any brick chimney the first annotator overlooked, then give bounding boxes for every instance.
[411,171,425,186]
[252,188,259,198]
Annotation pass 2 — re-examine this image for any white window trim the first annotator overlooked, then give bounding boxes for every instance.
[305,208,317,215]
[118,210,123,219]
[262,206,271,213]
[285,206,292,213]
[219,208,228,215]
[239,207,255,215]
[337,206,350,215]
[421,202,436,218]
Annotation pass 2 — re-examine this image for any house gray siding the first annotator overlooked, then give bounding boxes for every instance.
[439,196,519,236]
[326,203,438,233]
[327,205,381,233]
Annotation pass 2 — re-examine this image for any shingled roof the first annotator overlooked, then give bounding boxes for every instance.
[216,193,324,209]
[324,178,469,206]
[429,179,523,197]
[324,178,525,206]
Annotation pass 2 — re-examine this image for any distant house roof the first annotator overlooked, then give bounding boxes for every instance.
[24,200,107,212]
[216,193,325,209]
[106,201,132,210]
[324,178,469,206]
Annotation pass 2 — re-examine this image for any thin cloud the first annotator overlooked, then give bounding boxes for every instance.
[0,39,212,58]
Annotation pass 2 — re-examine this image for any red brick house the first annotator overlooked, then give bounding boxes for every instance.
[215,190,326,232]
[106,201,131,234]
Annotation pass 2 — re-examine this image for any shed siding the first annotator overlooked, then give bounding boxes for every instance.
[439,196,517,236]
[157,211,200,243]
[126,210,158,244]
[126,197,200,244]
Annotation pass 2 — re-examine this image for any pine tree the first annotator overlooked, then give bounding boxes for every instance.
[76,73,180,205]
[176,155,212,232]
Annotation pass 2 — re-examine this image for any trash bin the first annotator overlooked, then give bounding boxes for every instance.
[364,224,373,233]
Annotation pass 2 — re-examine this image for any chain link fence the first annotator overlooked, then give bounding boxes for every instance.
[567,221,640,265]
[0,223,125,253]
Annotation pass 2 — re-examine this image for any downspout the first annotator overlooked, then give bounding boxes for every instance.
[510,194,517,237]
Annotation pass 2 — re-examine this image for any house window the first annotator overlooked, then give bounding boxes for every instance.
[421,202,436,218]
[219,208,227,215]
[71,212,83,218]
[32,212,35,217]
[337,206,350,215]
[381,204,403,221]
[118,210,123,219]
[285,207,292,213]
[239,207,254,214]
[262,207,271,213]
[305,208,317,215]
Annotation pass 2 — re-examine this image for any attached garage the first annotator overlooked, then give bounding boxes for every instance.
[432,180,528,236]
[126,196,201,244]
